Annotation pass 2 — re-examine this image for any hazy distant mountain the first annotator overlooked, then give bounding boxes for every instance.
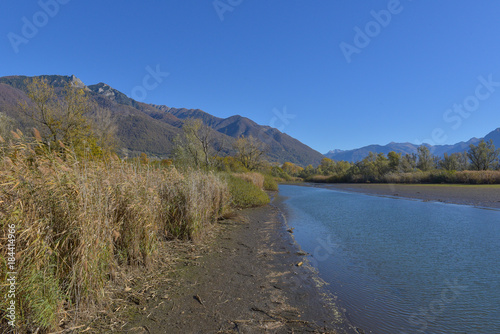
[326,149,345,155]
[324,133,499,162]
[484,127,500,144]
[0,75,324,166]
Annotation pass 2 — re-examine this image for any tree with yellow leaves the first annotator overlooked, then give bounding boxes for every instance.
[20,77,113,157]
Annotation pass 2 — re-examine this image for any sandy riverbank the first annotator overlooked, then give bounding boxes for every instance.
[303,183,500,209]
[119,203,358,334]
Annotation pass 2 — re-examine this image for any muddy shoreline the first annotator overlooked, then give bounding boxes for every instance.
[89,183,499,333]
[122,199,358,334]
[298,183,500,209]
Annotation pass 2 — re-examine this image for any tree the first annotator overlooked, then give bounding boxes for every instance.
[90,106,117,154]
[282,162,303,176]
[400,153,417,172]
[333,160,351,175]
[20,77,104,156]
[387,151,401,172]
[299,164,315,178]
[455,151,469,171]
[440,153,459,171]
[0,112,16,141]
[234,135,266,170]
[319,158,335,175]
[356,152,389,181]
[467,139,500,170]
[417,146,435,171]
[175,118,223,169]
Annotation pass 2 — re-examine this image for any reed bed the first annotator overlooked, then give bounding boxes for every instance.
[381,170,500,184]
[0,135,230,332]
[307,170,500,184]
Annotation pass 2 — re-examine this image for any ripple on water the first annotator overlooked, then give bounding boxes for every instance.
[279,184,500,334]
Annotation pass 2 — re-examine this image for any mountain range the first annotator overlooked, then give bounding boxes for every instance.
[325,128,500,162]
[0,75,325,166]
[2,74,499,166]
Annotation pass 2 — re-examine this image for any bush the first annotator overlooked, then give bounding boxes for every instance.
[306,174,330,183]
[225,174,270,208]
[232,172,264,189]
[263,173,279,191]
[271,166,292,181]
[454,170,500,184]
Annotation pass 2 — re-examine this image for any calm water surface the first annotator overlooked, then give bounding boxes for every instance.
[278,184,500,334]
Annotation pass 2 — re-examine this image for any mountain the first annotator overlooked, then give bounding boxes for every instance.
[325,132,498,162]
[149,105,325,166]
[0,75,324,166]
[0,75,184,157]
[485,127,500,144]
[326,149,345,156]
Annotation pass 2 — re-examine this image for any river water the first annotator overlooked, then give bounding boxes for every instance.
[278,184,500,334]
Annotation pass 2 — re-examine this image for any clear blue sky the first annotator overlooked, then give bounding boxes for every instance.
[2,1,500,153]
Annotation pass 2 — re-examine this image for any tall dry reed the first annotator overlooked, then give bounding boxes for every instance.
[159,170,229,240]
[0,134,229,332]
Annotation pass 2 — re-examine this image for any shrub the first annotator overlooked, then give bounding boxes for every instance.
[454,170,500,184]
[232,172,264,189]
[306,174,330,183]
[225,174,270,208]
[263,173,279,191]
[271,166,292,181]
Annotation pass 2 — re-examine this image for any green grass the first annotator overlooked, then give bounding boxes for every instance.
[225,174,270,208]
[263,173,279,191]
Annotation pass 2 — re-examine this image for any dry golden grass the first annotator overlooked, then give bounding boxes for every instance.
[0,135,230,332]
[382,170,500,184]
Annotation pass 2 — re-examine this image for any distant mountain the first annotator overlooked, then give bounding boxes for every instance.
[325,133,499,162]
[485,127,500,144]
[0,75,324,166]
[326,149,345,155]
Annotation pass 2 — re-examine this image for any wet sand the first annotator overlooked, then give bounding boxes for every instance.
[304,183,500,209]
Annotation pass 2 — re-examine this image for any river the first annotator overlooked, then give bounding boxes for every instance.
[278,184,500,334]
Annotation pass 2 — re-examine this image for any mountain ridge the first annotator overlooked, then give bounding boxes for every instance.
[325,134,498,162]
[0,75,325,166]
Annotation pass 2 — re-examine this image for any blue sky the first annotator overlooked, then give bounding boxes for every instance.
[2,1,500,153]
